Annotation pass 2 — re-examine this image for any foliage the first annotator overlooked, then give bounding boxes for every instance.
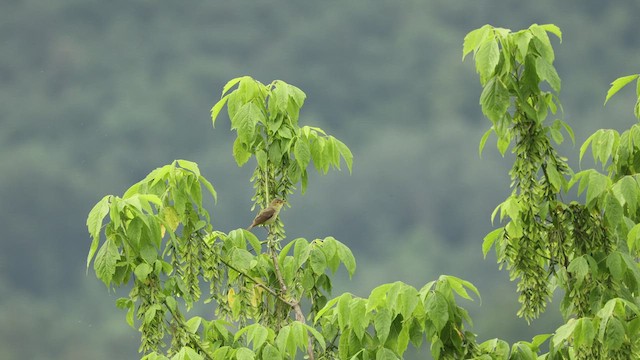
[87,76,498,359]
[466,24,640,358]
[86,23,640,359]
[464,23,572,320]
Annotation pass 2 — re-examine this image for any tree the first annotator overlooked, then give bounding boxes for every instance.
[465,24,640,359]
[87,24,640,359]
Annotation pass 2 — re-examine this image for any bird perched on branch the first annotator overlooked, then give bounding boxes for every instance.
[247,198,285,230]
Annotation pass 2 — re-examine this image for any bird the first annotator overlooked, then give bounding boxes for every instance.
[246,198,286,230]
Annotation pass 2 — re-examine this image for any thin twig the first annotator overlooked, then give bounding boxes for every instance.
[219,257,296,307]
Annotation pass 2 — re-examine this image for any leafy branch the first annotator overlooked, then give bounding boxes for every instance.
[468,24,640,358]
[86,29,640,359]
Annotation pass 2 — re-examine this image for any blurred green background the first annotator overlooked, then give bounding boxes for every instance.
[2,1,639,358]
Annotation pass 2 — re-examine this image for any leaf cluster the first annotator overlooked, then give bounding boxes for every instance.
[469,24,640,358]
[314,276,483,359]
[86,26,640,359]
[211,76,352,198]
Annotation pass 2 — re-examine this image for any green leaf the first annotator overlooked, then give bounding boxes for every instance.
[334,138,354,174]
[604,192,623,227]
[479,338,510,358]
[255,149,267,169]
[573,318,596,349]
[309,247,327,275]
[614,175,638,210]
[397,325,411,356]
[606,252,626,281]
[276,326,295,357]
[375,347,398,360]
[237,76,261,102]
[444,275,481,302]
[326,137,340,171]
[367,283,392,311]
[271,80,290,113]
[535,57,561,92]
[94,238,120,286]
[482,228,503,258]
[545,93,558,114]
[164,296,177,313]
[605,74,639,105]
[479,77,510,125]
[510,343,537,359]
[350,299,368,340]
[251,324,269,350]
[627,223,640,252]
[230,248,255,273]
[288,84,306,107]
[604,317,625,350]
[140,243,158,264]
[531,333,552,350]
[277,126,294,139]
[337,293,352,329]
[293,137,311,170]
[375,308,393,344]
[529,24,555,62]
[232,137,251,167]
[278,240,296,269]
[585,170,610,207]
[235,347,255,360]
[559,120,575,145]
[621,254,640,291]
[567,256,589,287]
[134,263,153,281]
[211,94,229,128]
[476,38,500,84]
[198,175,217,203]
[430,336,443,360]
[386,282,402,310]
[513,30,533,62]
[496,132,511,156]
[321,236,338,261]
[397,286,420,318]
[579,132,596,165]
[594,130,618,166]
[126,302,135,328]
[176,347,204,360]
[293,238,311,269]
[185,316,202,334]
[336,240,356,277]
[310,136,326,173]
[222,76,246,96]
[86,195,112,268]
[261,344,281,360]
[144,304,161,324]
[302,323,326,349]
[462,24,492,60]
[539,24,563,41]
[478,128,493,158]
[268,140,282,165]
[233,103,261,143]
[424,292,449,332]
[545,163,563,192]
[552,319,577,349]
[175,159,201,176]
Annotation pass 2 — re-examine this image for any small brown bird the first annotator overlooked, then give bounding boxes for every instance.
[247,198,286,230]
